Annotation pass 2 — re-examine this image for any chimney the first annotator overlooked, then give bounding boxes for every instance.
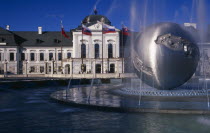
[6,25,10,30]
[184,23,197,29]
[38,27,42,34]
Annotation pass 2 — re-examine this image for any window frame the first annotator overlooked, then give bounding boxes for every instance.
[67,52,71,59]
[40,66,44,73]
[49,53,53,61]
[40,53,44,61]
[95,44,100,58]
[108,43,113,58]
[21,53,25,61]
[30,66,35,73]
[30,53,35,61]
[58,53,62,61]
[10,53,14,61]
[81,44,86,58]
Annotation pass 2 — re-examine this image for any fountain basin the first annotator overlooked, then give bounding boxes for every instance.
[50,84,210,114]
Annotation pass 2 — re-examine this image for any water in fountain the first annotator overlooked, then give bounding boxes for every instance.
[54,0,210,112]
[194,0,210,109]
[88,78,95,103]
[66,77,72,99]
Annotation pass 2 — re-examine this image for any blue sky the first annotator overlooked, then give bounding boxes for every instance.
[0,0,209,31]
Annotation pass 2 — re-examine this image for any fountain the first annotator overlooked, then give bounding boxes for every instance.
[50,0,210,114]
[50,23,210,112]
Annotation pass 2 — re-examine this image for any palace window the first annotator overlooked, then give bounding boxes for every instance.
[30,66,35,73]
[95,64,101,73]
[21,53,25,61]
[81,64,86,73]
[58,53,62,61]
[67,52,71,59]
[40,53,44,61]
[49,66,51,72]
[10,53,14,61]
[58,66,62,72]
[40,66,44,73]
[95,44,100,58]
[110,64,115,73]
[108,44,113,58]
[81,44,86,58]
[30,53,35,61]
[49,53,53,61]
[65,64,70,74]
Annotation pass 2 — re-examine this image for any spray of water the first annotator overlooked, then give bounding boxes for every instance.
[196,0,207,42]
[105,0,118,18]
[198,117,210,126]
[190,0,196,23]
[89,0,101,15]
[194,0,210,109]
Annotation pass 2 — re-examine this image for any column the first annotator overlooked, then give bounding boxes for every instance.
[25,61,28,77]
[44,62,48,74]
[51,60,54,75]
[116,60,119,78]
[70,59,73,76]
[93,59,96,78]
[106,59,109,73]
[16,51,19,74]
[4,61,7,77]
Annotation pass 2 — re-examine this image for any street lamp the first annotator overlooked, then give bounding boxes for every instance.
[52,58,55,74]
[25,59,28,77]
[4,59,8,77]
[81,64,85,74]
[45,59,48,74]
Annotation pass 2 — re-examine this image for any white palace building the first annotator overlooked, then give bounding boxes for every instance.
[0,14,125,76]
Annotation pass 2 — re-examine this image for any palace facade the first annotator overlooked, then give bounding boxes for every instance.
[0,15,125,75]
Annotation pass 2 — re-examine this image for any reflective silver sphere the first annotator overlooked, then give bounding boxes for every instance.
[133,22,200,90]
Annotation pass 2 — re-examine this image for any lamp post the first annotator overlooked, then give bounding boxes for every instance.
[81,63,85,74]
[45,60,48,74]
[25,59,28,77]
[51,58,55,75]
[4,59,8,77]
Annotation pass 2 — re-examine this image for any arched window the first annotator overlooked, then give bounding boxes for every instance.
[95,44,100,58]
[110,64,115,73]
[65,64,70,74]
[108,44,113,58]
[81,44,86,58]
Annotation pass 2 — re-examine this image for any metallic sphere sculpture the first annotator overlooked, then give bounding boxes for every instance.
[133,22,200,90]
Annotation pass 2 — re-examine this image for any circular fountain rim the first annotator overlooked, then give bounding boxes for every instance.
[116,86,209,97]
[50,85,210,114]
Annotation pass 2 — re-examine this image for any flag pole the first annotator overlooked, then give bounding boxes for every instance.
[81,22,84,74]
[121,23,124,73]
[61,20,63,74]
[101,21,104,74]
